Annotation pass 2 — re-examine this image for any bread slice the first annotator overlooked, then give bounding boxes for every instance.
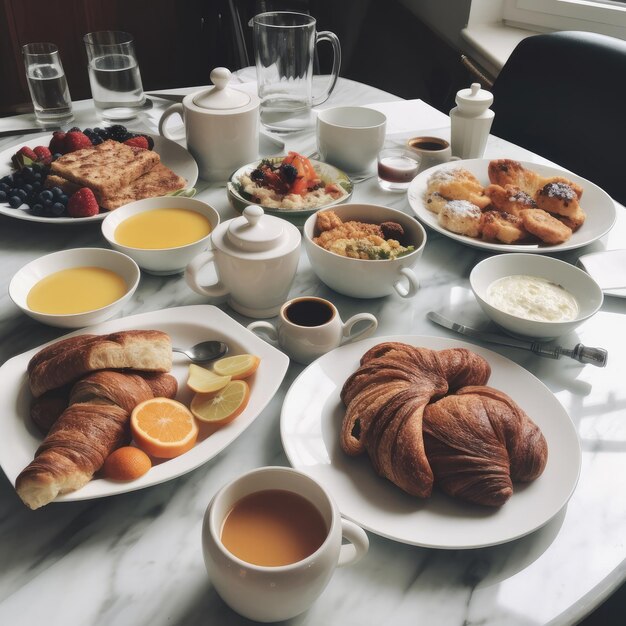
[28,330,172,398]
[44,174,81,195]
[50,140,160,196]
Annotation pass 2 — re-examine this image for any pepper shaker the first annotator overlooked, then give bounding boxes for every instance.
[449,83,494,159]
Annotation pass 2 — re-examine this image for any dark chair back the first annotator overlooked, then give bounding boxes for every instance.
[490,31,626,205]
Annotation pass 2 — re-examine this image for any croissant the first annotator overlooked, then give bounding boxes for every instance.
[16,370,178,510]
[340,342,546,506]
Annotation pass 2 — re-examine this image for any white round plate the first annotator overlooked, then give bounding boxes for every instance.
[407,158,616,253]
[0,132,198,224]
[0,305,288,503]
[280,335,581,549]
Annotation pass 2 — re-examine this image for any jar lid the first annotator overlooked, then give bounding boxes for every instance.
[455,83,493,113]
[192,67,251,110]
[226,206,285,252]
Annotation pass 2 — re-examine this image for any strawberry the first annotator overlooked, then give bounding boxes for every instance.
[11,146,38,169]
[67,188,99,218]
[64,131,93,153]
[123,136,149,150]
[49,131,67,155]
[33,146,53,165]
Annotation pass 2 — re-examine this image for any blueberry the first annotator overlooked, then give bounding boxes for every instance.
[52,153,63,161]
[44,198,53,208]
[59,194,69,205]
[31,203,44,215]
[9,195,22,208]
[50,202,65,216]
[40,189,53,201]
[0,175,13,185]
[0,183,9,193]
[32,181,42,191]
[16,189,27,200]
[24,183,33,193]
[0,190,7,202]
[33,171,42,181]
[51,186,63,198]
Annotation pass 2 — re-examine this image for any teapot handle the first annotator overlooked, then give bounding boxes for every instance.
[185,250,230,299]
[159,103,185,141]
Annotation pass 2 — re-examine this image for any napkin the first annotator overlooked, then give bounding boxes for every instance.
[363,99,450,135]
[578,250,626,291]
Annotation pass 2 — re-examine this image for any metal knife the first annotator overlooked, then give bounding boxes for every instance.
[427,311,608,367]
[0,127,58,139]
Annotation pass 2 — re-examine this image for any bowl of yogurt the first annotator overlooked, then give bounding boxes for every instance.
[470,253,603,339]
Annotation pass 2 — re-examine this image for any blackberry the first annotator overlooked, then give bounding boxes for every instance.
[94,127,109,139]
[107,124,130,142]
[68,126,81,133]
[250,168,265,182]
[84,128,104,146]
[279,163,298,183]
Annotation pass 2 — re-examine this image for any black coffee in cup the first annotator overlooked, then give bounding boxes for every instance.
[284,298,334,327]
[407,137,449,152]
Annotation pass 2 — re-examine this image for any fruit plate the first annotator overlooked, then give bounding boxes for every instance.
[280,334,581,549]
[227,157,353,229]
[407,158,616,253]
[0,305,289,503]
[0,132,198,224]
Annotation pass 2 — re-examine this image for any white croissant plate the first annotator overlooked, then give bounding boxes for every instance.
[280,335,581,549]
[0,305,289,504]
[407,158,616,253]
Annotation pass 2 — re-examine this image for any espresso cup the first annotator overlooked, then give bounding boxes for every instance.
[202,466,369,622]
[406,136,460,173]
[317,106,387,173]
[247,296,378,364]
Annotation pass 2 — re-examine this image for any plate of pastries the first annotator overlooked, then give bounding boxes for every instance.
[407,158,616,252]
[281,337,581,549]
[0,305,288,509]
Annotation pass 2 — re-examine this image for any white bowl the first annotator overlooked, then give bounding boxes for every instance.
[303,204,427,299]
[101,197,220,275]
[9,248,140,328]
[470,253,603,339]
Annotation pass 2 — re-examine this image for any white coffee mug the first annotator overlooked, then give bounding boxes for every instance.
[317,106,386,173]
[158,67,259,181]
[406,136,461,173]
[247,296,378,364]
[202,466,369,622]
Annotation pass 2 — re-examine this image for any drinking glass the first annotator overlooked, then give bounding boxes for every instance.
[83,31,145,121]
[22,43,73,127]
[377,148,420,191]
[253,11,341,132]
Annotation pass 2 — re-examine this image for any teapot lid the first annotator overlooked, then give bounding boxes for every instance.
[226,206,286,252]
[193,67,251,110]
[455,82,493,113]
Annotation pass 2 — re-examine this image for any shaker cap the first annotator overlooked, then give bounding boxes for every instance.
[455,83,493,114]
[193,67,251,110]
[226,206,285,252]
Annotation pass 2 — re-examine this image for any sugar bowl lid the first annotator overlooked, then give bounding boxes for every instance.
[218,206,301,256]
[193,67,251,110]
[455,82,493,114]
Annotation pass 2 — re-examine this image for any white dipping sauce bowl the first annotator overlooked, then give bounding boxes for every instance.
[9,248,140,328]
[470,253,603,339]
[317,106,386,173]
[303,203,427,299]
[101,196,220,275]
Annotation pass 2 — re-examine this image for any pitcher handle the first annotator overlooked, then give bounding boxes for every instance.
[185,250,230,299]
[311,31,341,107]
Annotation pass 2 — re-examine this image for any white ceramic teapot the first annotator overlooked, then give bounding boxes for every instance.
[158,67,260,181]
[185,206,301,318]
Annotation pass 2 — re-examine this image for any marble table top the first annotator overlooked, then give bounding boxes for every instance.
[0,77,625,626]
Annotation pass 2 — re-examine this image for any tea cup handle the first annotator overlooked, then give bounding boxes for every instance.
[158,103,185,141]
[338,519,369,567]
[449,156,461,162]
[393,267,420,298]
[342,313,378,344]
[246,321,279,344]
[185,250,230,299]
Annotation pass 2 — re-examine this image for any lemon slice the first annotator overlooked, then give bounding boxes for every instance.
[187,364,231,393]
[212,354,260,380]
[191,380,250,424]
[131,397,198,459]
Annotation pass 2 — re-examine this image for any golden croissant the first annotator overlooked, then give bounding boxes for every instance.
[340,342,547,506]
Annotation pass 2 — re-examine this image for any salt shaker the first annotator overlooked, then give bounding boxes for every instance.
[449,83,494,159]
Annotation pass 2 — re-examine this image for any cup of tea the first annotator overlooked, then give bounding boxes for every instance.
[317,106,387,173]
[406,136,460,172]
[202,466,369,622]
[246,296,377,364]
[253,12,341,132]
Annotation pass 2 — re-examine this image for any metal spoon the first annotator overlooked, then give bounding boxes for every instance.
[173,341,228,363]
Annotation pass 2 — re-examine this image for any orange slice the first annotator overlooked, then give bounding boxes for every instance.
[131,397,199,459]
[103,446,152,481]
[212,354,260,380]
[187,364,231,393]
[190,380,250,425]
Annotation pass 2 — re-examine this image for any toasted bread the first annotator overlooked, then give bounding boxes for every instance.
[51,140,160,196]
